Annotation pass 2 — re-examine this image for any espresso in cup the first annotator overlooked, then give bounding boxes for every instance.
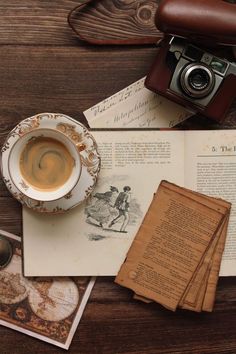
[20,136,75,191]
[8,129,81,202]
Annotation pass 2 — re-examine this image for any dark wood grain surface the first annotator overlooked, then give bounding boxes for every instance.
[0,1,236,353]
[68,0,163,44]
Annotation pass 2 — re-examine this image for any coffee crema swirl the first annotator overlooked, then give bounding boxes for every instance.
[19,137,75,190]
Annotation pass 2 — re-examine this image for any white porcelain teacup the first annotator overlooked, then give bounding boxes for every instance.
[8,128,81,202]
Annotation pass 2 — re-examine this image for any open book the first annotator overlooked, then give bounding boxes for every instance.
[23,129,236,276]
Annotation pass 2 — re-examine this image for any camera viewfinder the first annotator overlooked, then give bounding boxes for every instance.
[210,58,228,75]
[184,45,203,61]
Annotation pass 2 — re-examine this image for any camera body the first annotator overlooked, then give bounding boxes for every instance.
[145,0,236,123]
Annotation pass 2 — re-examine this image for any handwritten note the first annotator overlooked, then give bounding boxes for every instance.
[84,77,192,129]
[85,77,145,121]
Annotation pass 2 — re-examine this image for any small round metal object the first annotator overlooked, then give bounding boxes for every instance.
[0,235,13,269]
[180,63,215,98]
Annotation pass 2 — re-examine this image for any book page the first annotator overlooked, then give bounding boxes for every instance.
[184,130,236,276]
[202,215,230,311]
[179,216,228,310]
[132,184,230,312]
[166,184,230,311]
[180,268,210,312]
[115,181,226,311]
[84,77,191,129]
[23,130,185,276]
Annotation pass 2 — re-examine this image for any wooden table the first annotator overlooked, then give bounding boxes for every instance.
[0,1,236,353]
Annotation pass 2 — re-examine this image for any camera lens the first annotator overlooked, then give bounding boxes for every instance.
[189,69,209,90]
[180,63,215,98]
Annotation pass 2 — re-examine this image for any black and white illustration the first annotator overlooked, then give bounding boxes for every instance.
[84,176,142,239]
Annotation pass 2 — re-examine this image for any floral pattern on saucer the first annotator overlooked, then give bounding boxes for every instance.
[1,113,101,213]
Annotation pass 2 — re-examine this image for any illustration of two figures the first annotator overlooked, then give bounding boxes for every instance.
[85,186,131,233]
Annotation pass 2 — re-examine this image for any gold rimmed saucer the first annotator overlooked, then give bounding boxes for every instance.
[1,113,101,213]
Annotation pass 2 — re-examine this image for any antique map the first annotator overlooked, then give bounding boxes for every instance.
[0,230,95,349]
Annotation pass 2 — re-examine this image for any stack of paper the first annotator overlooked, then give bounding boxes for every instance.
[115,181,231,312]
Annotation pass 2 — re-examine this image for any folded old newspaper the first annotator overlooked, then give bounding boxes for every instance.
[115,181,231,312]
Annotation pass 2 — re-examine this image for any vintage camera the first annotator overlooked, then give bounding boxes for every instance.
[145,0,236,123]
[165,37,235,111]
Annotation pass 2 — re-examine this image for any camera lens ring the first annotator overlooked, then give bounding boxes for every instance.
[180,63,215,98]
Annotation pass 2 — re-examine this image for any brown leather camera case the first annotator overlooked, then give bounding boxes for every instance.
[145,37,236,123]
[156,0,236,46]
[145,0,236,123]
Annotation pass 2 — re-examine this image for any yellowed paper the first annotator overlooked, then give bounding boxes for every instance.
[134,184,230,312]
[115,181,227,311]
[84,77,191,129]
[164,184,230,311]
[179,268,210,312]
[133,294,153,303]
[202,215,230,312]
[180,215,228,309]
